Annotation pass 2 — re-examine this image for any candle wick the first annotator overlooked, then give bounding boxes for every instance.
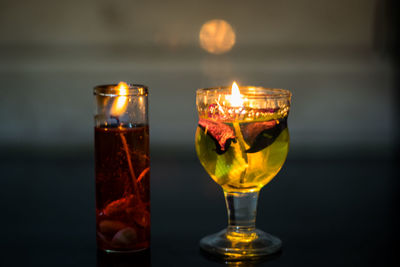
[110,115,120,126]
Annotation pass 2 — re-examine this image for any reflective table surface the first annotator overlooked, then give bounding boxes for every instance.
[0,147,398,266]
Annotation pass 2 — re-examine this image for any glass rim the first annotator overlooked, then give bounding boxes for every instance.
[94,83,148,97]
[196,86,291,99]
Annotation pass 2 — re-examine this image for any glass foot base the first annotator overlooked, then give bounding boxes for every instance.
[200,229,282,260]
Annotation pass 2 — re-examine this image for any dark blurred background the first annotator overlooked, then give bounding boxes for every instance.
[0,0,398,266]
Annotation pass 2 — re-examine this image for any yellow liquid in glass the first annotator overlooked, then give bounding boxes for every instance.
[195,120,289,193]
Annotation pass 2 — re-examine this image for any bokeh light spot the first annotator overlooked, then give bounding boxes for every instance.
[199,19,236,54]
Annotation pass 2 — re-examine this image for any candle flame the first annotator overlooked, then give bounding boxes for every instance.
[110,82,129,117]
[226,81,243,107]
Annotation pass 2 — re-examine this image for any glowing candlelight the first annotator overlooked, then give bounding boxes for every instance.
[110,81,129,117]
[199,19,236,54]
[226,81,244,107]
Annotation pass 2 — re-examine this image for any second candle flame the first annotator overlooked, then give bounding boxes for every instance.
[226,81,243,107]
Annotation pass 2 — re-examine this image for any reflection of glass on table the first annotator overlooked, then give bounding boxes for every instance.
[97,249,151,267]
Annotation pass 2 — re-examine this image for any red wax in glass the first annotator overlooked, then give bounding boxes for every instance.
[95,125,150,252]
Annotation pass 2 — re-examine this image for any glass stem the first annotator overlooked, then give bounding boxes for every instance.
[224,191,259,233]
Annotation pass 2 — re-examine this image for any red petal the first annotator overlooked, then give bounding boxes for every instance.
[198,118,236,153]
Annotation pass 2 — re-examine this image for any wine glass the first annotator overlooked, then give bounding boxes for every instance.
[195,83,291,260]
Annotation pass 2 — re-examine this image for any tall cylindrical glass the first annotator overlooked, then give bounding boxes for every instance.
[94,82,150,253]
[195,85,291,260]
